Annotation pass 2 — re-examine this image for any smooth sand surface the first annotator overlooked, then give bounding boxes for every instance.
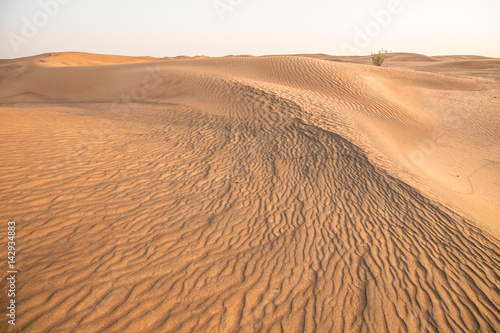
[0,52,499,332]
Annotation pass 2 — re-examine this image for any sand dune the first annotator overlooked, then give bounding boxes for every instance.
[0,52,499,332]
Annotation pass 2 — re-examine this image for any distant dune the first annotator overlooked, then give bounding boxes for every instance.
[0,52,499,332]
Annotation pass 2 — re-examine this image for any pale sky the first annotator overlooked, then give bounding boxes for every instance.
[0,0,499,59]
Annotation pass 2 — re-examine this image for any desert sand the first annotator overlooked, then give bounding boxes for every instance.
[0,52,499,332]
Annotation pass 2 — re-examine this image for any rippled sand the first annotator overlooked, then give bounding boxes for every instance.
[0,52,499,332]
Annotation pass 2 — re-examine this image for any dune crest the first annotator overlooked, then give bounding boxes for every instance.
[0,53,499,332]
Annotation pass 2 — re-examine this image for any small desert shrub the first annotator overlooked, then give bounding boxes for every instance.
[371,49,391,66]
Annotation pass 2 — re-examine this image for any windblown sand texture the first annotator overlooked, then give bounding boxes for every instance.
[0,52,499,332]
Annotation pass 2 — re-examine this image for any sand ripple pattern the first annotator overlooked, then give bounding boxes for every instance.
[0,54,499,333]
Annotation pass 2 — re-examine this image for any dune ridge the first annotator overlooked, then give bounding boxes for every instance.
[0,52,499,332]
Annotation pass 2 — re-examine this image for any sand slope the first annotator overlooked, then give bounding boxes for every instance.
[0,52,499,332]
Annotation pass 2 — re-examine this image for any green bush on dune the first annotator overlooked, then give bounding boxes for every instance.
[371,49,392,66]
